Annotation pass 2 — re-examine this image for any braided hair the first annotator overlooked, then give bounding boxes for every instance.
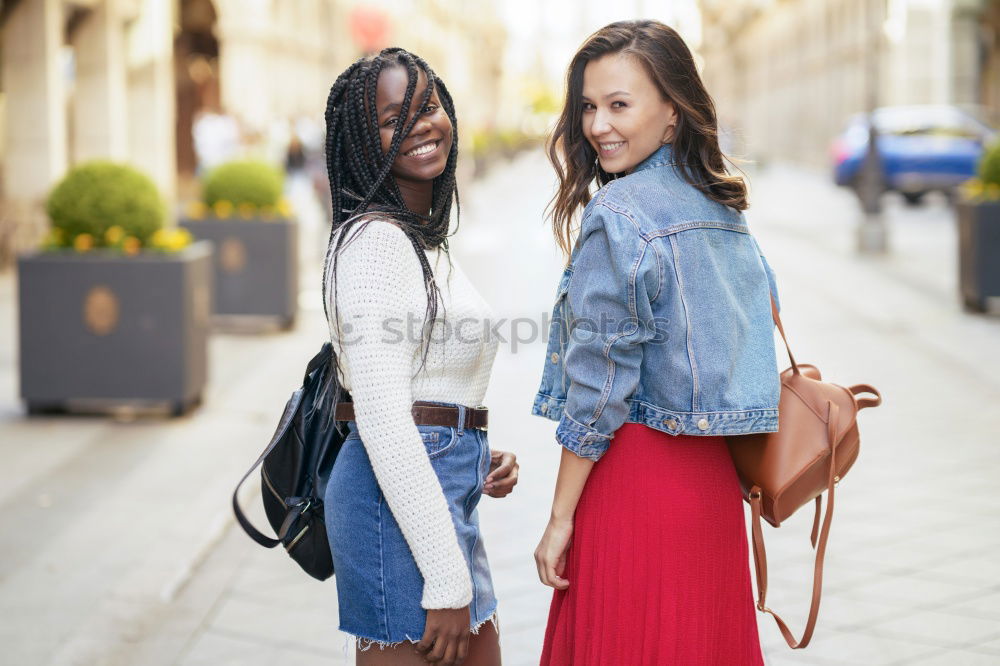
[321,47,461,382]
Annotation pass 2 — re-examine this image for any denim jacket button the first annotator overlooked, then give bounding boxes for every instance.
[540,403,549,414]
[550,352,559,364]
[697,418,710,431]
[663,418,677,430]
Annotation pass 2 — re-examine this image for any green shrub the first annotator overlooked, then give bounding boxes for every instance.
[202,160,284,208]
[978,140,1000,186]
[46,161,165,246]
[471,129,493,160]
[469,128,541,161]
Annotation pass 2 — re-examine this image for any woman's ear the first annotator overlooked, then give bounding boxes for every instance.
[662,102,678,144]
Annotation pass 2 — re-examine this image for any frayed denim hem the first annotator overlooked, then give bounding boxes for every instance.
[340,607,499,652]
[342,634,419,652]
[471,609,500,638]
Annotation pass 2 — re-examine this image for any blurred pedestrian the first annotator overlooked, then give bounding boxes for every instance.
[281,126,327,266]
[320,48,516,666]
[191,105,240,176]
[285,133,307,174]
[533,20,780,665]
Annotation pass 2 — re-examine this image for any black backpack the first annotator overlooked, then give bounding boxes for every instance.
[232,342,348,580]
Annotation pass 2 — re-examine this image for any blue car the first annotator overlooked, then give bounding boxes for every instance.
[831,105,996,204]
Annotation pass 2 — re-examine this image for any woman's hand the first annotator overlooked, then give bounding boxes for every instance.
[483,449,518,498]
[415,606,470,665]
[534,517,573,590]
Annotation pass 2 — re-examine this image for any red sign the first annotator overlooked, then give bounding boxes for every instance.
[349,6,390,54]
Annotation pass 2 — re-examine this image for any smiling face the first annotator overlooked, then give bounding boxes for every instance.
[375,65,453,192]
[581,52,677,174]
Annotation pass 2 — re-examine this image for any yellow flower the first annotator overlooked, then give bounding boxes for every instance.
[186,200,208,219]
[41,229,63,249]
[961,179,983,199]
[74,233,94,251]
[213,200,234,218]
[105,225,125,244]
[238,202,257,219]
[169,229,192,251]
[147,228,192,252]
[151,229,169,247]
[122,236,141,255]
[276,198,293,218]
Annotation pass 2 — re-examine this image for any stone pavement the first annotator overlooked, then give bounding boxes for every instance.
[2,152,999,665]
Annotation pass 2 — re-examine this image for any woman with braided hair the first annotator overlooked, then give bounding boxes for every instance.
[320,48,515,665]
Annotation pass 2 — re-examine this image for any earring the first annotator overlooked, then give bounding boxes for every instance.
[595,154,620,180]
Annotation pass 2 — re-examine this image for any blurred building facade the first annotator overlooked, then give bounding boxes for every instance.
[0,0,506,268]
[698,0,1000,167]
[364,0,506,136]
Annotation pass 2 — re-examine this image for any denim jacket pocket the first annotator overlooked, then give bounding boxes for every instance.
[554,264,573,308]
[554,267,574,352]
[539,266,574,397]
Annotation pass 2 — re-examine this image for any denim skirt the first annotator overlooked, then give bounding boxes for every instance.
[324,403,498,647]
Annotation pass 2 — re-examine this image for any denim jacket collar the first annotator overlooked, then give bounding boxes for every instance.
[632,143,675,173]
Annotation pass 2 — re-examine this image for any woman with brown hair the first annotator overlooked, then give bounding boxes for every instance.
[532,20,779,664]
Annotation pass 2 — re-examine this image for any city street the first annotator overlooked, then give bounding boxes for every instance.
[2,151,999,665]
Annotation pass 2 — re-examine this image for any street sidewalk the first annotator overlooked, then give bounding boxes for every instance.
[2,153,999,665]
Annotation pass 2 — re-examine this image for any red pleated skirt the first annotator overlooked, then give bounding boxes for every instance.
[540,423,765,666]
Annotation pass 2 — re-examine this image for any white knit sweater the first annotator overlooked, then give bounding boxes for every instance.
[324,218,498,609]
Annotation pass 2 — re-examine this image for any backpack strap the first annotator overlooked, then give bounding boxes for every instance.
[231,388,305,549]
[304,342,332,384]
[232,343,337,548]
[849,384,882,411]
[770,295,800,375]
[748,399,840,649]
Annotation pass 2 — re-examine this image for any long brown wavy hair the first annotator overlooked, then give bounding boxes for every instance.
[547,20,748,256]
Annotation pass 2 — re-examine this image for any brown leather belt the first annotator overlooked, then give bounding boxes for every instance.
[334,401,488,430]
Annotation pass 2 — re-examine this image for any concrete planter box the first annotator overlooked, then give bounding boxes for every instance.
[178,216,298,329]
[957,200,1000,314]
[17,241,213,415]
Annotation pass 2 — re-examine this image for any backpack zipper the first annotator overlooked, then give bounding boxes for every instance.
[285,524,310,552]
[261,468,284,504]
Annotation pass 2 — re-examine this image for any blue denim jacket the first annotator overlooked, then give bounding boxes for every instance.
[531,144,781,461]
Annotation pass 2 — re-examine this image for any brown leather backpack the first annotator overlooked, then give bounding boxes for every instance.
[727,298,882,649]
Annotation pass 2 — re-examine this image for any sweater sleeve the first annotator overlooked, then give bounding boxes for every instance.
[325,219,472,609]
